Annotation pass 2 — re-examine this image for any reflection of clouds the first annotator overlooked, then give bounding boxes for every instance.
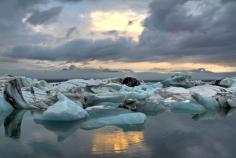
[1,109,236,157]
[91,127,150,156]
[144,112,236,158]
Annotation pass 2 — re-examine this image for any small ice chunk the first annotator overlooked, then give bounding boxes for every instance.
[34,94,88,121]
[81,112,146,130]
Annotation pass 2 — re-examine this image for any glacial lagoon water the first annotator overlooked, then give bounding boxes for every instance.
[1,109,236,158]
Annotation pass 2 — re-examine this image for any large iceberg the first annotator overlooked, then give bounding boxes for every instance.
[190,85,235,109]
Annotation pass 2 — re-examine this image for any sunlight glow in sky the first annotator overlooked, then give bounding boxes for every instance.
[67,60,236,73]
[90,10,146,42]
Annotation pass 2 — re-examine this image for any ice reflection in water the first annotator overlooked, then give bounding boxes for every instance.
[1,106,236,158]
[91,127,145,154]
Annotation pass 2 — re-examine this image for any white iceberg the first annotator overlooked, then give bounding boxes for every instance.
[34,94,89,121]
[190,85,234,109]
[155,87,192,103]
[189,85,227,97]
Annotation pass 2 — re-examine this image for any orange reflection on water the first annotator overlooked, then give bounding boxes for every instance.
[91,128,144,154]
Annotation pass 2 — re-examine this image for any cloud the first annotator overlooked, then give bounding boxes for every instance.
[65,27,78,38]
[4,37,136,61]
[1,0,236,71]
[26,6,63,25]
[0,0,51,48]
[139,0,236,65]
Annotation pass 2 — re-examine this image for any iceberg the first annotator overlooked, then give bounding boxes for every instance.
[81,112,146,130]
[217,77,236,88]
[162,73,203,88]
[34,94,89,121]
[189,85,224,97]
[84,92,125,107]
[155,87,192,103]
[190,85,235,109]
[3,79,43,109]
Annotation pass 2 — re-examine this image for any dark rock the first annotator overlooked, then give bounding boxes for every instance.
[122,77,141,87]
[211,79,223,87]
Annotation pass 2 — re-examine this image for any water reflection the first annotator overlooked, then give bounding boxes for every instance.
[34,120,82,142]
[0,107,236,158]
[192,108,236,121]
[91,127,146,155]
[1,106,235,141]
[4,110,26,139]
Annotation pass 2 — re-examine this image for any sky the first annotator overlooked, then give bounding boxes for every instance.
[0,0,236,78]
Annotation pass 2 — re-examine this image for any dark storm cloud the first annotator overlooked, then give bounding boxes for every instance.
[4,38,135,61]
[0,0,50,47]
[65,27,78,38]
[139,0,236,65]
[26,6,63,25]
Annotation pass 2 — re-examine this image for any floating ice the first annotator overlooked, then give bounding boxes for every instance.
[34,94,88,121]
[190,85,235,109]
[218,77,236,87]
[81,112,146,130]
[155,87,192,103]
[162,73,203,88]
[84,93,125,107]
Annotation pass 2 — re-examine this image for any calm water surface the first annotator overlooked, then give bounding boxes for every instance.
[0,110,236,158]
